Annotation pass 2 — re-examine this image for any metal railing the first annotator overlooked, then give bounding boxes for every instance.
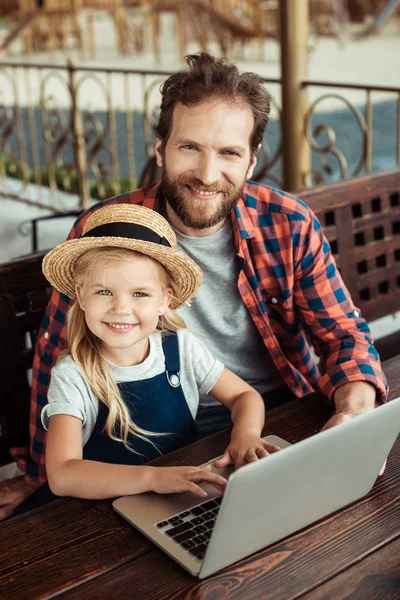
[0,60,399,211]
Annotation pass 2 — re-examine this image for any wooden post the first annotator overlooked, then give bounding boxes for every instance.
[280,0,310,191]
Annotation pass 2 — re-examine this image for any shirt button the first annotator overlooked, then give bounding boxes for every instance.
[353,310,360,318]
[271,297,278,304]
[44,332,49,339]
[170,374,180,386]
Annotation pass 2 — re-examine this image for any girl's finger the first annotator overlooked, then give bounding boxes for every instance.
[198,471,227,488]
[263,442,281,453]
[245,450,259,464]
[186,481,208,497]
[256,447,269,459]
[213,450,232,468]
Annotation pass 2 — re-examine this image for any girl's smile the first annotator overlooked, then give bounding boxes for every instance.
[103,322,139,333]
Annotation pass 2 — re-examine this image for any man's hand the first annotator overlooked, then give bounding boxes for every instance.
[214,430,281,470]
[0,475,41,520]
[322,380,386,475]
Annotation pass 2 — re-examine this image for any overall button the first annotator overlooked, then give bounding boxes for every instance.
[170,374,180,386]
[271,297,278,304]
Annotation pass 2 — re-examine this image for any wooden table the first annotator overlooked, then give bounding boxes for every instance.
[1,357,400,600]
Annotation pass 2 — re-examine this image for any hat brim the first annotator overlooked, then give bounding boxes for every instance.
[42,236,203,310]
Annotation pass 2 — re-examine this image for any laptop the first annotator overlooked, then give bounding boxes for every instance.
[113,396,400,579]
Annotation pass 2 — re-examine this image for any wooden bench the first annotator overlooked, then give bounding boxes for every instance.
[0,253,51,465]
[300,168,400,361]
[1,168,399,465]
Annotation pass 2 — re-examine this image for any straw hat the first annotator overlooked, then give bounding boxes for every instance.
[42,204,203,309]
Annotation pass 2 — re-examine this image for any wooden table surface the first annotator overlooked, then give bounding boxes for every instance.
[1,357,400,600]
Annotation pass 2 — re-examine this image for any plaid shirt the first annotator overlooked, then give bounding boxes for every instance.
[12,181,388,480]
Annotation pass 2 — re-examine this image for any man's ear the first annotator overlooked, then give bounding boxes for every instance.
[246,144,261,179]
[75,285,85,310]
[155,138,164,168]
[159,287,173,315]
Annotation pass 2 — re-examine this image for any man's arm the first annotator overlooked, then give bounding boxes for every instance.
[293,211,388,406]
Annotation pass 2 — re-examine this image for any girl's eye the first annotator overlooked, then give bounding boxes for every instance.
[97,289,112,296]
[133,292,147,298]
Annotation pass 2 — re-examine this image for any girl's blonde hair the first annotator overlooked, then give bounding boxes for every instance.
[62,247,186,454]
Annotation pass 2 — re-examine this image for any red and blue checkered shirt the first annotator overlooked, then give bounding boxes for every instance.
[12,181,388,480]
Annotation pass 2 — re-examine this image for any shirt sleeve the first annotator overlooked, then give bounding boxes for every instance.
[41,360,89,429]
[293,211,388,402]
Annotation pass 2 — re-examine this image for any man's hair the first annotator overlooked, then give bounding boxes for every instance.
[155,53,271,156]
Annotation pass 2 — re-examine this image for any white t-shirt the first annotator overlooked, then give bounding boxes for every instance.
[41,329,224,446]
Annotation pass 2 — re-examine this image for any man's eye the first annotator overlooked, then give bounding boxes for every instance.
[181,145,195,151]
[97,289,112,296]
[224,150,239,156]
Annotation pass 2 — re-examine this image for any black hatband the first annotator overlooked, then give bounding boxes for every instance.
[82,222,171,247]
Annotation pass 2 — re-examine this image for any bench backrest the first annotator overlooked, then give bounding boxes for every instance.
[298,169,400,323]
[0,253,50,464]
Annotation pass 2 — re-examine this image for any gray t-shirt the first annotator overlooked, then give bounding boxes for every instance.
[41,330,224,445]
[176,220,284,407]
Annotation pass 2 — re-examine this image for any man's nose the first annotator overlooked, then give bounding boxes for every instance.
[195,154,220,187]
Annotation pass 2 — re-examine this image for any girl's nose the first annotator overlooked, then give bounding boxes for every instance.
[111,296,131,314]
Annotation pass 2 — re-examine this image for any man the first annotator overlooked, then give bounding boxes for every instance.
[0,53,387,519]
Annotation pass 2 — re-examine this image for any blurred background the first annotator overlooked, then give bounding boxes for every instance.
[0,0,399,260]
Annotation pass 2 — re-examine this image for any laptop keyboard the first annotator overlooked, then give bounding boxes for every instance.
[155,497,222,560]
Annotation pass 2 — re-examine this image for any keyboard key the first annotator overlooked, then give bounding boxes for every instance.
[165,522,193,537]
[190,505,205,516]
[214,496,223,505]
[205,519,216,530]
[190,516,204,526]
[192,534,206,544]
[198,552,205,559]
[179,511,190,518]
[181,539,196,550]
[212,508,219,517]
[168,516,184,525]
[189,543,207,557]
[202,500,219,511]
[193,525,206,534]
[203,530,211,540]
[202,511,214,521]
[156,521,169,528]
[174,530,195,544]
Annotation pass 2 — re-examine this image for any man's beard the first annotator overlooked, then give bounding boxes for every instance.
[161,169,245,230]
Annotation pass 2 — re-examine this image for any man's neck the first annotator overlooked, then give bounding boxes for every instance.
[165,201,227,238]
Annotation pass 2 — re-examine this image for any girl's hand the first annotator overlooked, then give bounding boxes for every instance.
[214,432,281,470]
[148,464,227,498]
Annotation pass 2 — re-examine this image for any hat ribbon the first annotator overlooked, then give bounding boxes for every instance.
[81,222,171,247]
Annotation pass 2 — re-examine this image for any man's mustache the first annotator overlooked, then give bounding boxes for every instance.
[175,176,233,195]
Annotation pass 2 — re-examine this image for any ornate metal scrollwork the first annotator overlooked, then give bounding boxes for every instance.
[0,67,29,196]
[303,92,368,187]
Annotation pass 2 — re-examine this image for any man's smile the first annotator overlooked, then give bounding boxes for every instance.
[185,185,221,200]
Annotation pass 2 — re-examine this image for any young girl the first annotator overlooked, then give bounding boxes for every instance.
[18,204,280,510]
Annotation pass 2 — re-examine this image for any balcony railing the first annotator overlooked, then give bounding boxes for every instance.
[0,60,399,211]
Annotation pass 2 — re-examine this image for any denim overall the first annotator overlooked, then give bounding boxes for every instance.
[13,333,197,516]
